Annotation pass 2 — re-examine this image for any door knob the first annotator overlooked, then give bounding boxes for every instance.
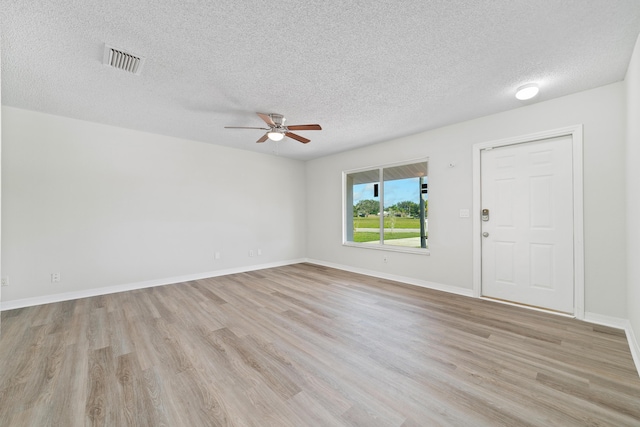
[482,232,489,237]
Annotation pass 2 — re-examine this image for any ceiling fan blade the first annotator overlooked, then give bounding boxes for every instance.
[286,124,322,131]
[257,133,269,143]
[257,113,275,127]
[285,132,310,144]
[224,126,270,130]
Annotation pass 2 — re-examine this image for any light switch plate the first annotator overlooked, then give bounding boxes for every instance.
[459,209,470,218]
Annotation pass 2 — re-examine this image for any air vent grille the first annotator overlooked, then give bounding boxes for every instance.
[103,44,145,75]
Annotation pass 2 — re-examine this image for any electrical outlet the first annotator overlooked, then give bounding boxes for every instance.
[249,250,254,257]
[1,277,8,287]
[51,273,61,283]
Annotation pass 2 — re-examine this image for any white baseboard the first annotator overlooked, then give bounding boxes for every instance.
[0,258,306,311]
[624,320,640,378]
[583,312,628,329]
[304,258,474,297]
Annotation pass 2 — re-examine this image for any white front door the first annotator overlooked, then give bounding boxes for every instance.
[481,135,574,313]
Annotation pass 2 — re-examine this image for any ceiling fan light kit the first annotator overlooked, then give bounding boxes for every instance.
[225,113,322,144]
[267,131,285,141]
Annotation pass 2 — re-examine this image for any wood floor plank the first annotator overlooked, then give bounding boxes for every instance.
[44,343,88,427]
[1,263,640,426]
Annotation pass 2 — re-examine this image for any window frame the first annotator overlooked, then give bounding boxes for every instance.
[342,157,430,255]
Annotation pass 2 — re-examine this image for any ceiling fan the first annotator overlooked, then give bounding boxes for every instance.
[225,113,322,144]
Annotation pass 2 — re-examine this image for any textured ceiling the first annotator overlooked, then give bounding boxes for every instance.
[2,1,639,160]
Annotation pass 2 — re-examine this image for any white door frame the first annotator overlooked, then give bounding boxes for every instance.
[472,125,585,319]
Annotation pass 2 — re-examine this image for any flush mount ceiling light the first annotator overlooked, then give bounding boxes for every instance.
[515,83,539,100]
[267,131,285,141]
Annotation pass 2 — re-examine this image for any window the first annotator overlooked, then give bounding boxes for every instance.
[344,159,428,253]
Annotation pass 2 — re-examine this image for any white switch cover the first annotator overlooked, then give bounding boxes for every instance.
[459,209,470,218]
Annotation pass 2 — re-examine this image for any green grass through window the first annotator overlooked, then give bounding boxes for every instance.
[353,231,424,243]
[353,217,423,229]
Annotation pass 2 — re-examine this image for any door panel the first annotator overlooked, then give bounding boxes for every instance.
[494,242,516,283]
[481,136,574,313]
[529,243,554,288]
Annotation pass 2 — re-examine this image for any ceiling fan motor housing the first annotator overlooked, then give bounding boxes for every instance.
[270,114,285,127]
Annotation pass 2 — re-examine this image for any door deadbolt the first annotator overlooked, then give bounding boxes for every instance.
[482,209,490,221]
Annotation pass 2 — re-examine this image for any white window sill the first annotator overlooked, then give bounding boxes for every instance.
[342,241,430,255]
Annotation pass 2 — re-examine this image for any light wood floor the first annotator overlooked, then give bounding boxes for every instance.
[1,263,639,426]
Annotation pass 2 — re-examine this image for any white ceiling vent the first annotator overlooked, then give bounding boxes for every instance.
[103,44,145,75]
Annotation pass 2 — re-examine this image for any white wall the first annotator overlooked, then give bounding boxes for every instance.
[0,81,632,321]
[626,35,640,359]
[0,46,2,311]
[307,83,627,318]
[1,107,307,303]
